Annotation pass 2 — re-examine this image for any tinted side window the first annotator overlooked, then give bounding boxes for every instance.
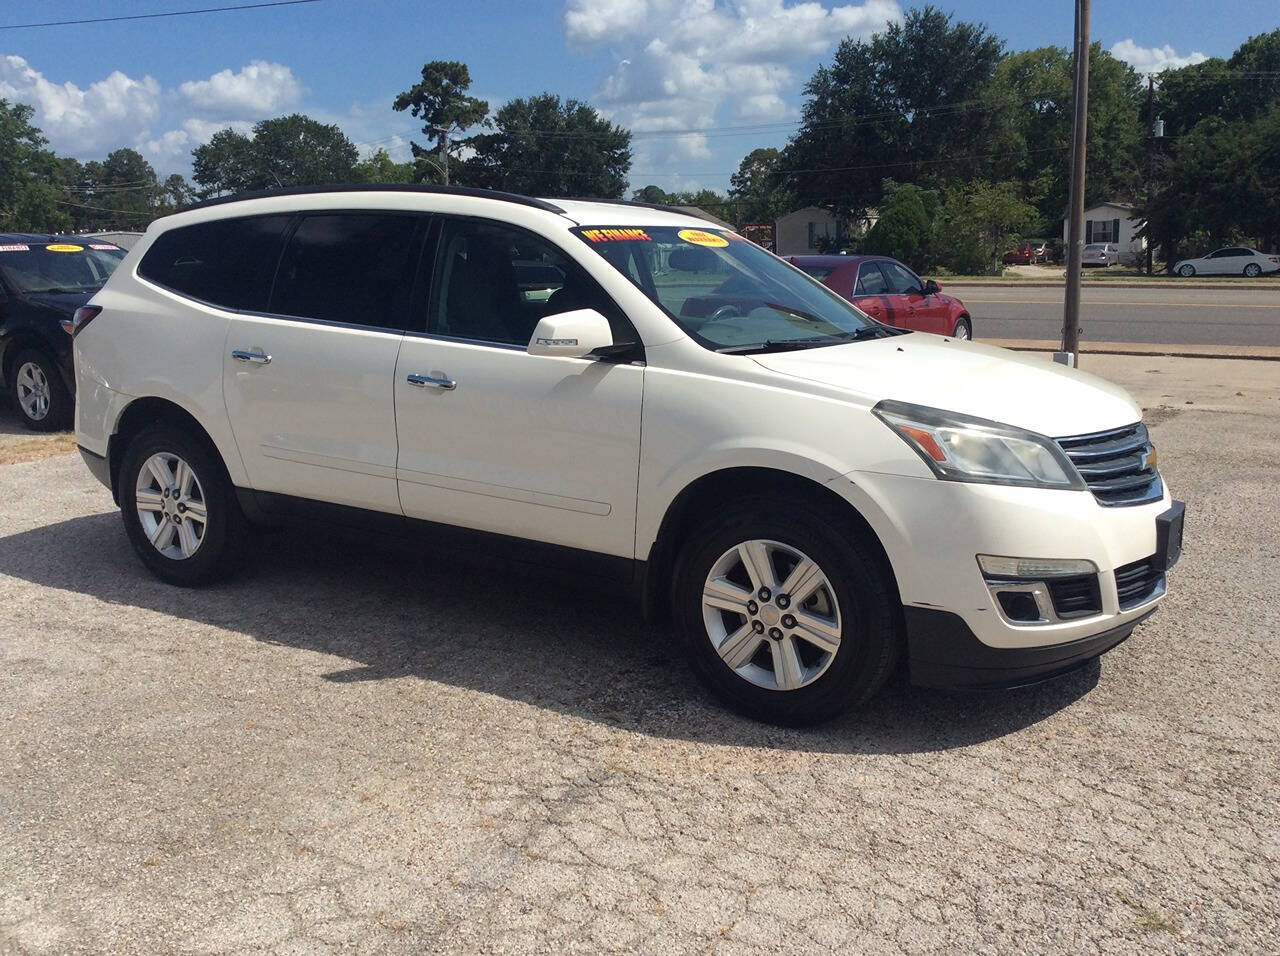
[430,218,632,346]
[880,260,923,295]
[138,215,290,310]
[855,262,889,295]
[270,213,427,331]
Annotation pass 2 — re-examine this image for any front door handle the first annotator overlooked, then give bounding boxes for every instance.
[407,373,456,390]
[231,349,271,365]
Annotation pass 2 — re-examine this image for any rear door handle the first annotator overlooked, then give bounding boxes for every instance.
[231,349,271,365]
[407,373,456,390]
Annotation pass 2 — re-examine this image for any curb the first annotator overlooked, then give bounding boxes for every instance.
[986,338,1280,362]
[946,279,1279,291]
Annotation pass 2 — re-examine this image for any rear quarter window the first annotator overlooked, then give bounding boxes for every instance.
[137,215,291,311]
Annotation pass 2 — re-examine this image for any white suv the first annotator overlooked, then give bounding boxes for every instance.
[71,187,1184,724]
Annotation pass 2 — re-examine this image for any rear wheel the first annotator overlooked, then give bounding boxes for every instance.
[1244,263,1261,278]
[951,317,972,340]
[118,423,258,586]
[9,349,71,432]
[1178,264,1195,277]
[673,502,900,725]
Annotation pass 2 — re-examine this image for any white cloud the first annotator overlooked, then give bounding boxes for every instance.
[0,54,160,154]
[178,60,302,117]
[1110,39,1208,75]
[143,118,255,161]
[564,0,900,176]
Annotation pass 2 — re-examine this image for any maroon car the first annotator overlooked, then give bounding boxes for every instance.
[787,254,973,339]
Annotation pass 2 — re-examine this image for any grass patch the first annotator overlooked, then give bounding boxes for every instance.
[0,433,76,465]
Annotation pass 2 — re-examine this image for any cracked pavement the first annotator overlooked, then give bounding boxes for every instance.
[1,354,1278,953]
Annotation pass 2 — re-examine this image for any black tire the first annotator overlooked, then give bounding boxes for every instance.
[1244,263,1261,278]
[8,348,72,432]
[672,500,901,725]
[118,422,258,586]
[1179,264,1195,278]
[951,317,972,340]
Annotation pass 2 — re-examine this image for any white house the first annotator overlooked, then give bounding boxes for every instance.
[774,206,878,256]
[1063,202,1146,265]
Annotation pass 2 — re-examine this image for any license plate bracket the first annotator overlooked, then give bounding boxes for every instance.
[1155,501,1185,571]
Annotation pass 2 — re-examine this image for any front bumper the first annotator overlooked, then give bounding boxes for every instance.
[905,605,1154,689]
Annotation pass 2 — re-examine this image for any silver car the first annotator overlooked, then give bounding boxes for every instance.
[1082,243,1120,267]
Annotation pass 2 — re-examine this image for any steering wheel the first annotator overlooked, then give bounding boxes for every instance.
[707,304,743,323]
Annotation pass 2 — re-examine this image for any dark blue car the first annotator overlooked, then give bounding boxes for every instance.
[0,235,126,430]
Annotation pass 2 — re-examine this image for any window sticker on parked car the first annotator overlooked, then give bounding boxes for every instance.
[46,243,85,253]
[89,243,121,251]
[580,228,652,243]
[0,244,30,252]
[677,228,729,248]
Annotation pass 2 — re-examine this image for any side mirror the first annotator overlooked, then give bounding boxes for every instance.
[527,308,614,359]
[923,279,941,295]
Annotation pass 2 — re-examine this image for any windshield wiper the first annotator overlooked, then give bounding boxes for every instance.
[715,326,895,354]
[29,286,85,294]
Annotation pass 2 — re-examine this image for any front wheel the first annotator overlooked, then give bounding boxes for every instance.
[1244,263,1261,278]
[1179,264,1195,277]
[119,423,258,586]
[673,504,901,725]
[951,317,972,340]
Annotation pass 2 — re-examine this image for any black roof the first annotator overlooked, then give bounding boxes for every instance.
[182,183,568,215]
[0,233,77,243]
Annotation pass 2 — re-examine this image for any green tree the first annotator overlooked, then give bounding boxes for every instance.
[784,6,1005,217]
[988,45,1144,224]
[862,183,934,268]
[1146,105,1280,265]
[0,99,71,231]
[191,115,359,195]
[728,148,793,225]
[632,184,672,204]
[463,94,630,197]
[393,61,489,184]
[931,179,1036,274]
[352,147,415,184]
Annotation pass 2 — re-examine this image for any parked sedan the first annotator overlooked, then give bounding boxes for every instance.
[788,255,973,339]
[1082,243,1120,267]
[1173,247,1280,278]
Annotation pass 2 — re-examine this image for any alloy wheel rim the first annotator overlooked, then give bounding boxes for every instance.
[702,538,842,691]
[135,452,207,560]
[955,324,971,340]
[15,362,50,421]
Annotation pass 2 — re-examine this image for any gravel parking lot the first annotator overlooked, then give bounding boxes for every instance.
[2,355,1278,953]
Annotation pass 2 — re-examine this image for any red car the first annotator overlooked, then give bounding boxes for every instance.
[787,255,973,339]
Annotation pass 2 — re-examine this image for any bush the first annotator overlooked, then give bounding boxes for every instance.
[863,184,932,270]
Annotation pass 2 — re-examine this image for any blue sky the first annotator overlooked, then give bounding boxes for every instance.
[2,0,1275,192]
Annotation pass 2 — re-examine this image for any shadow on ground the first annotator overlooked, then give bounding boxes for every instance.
[0,510,1102,755]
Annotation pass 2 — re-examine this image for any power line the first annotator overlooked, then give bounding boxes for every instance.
[0,0,324,30]
[55,199,155,219]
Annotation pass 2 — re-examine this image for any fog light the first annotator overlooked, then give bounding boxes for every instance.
[997,590,1043,622]
[977,555,1098,579]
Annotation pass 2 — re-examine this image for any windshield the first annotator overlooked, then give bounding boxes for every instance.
[0,241,125,294]
[1084,244,1104,251]
[572,226,887,352]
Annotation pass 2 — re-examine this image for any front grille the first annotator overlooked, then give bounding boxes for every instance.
[1115,556,1163,608]
[1046,574,1102,618]
[1055,422,1163,507]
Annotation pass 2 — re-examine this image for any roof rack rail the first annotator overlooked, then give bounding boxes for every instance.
[556,196,700,219]
[181,184,566,215]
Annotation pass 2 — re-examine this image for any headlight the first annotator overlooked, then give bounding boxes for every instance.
[873,400,1085,490]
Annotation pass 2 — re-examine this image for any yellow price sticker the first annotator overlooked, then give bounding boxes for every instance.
[46,243,85,253]
[677,229,729,248]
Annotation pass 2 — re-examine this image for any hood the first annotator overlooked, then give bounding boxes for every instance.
[22,289,96,314]
[751,334,1141,438]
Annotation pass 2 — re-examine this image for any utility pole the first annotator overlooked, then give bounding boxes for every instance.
[1059,0,1091,367]
[1145,73,1155,275]
[431,125,451,185]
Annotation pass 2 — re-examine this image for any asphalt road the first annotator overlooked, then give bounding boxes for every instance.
[950,284,1280,348]
[2,355,1279,952]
